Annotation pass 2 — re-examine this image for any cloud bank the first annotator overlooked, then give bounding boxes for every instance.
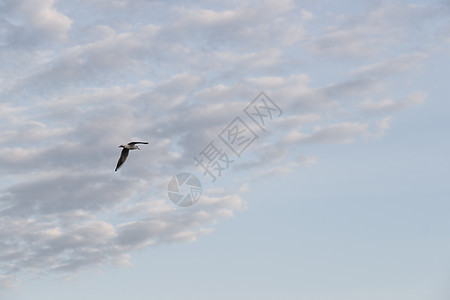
[0,0,442,287]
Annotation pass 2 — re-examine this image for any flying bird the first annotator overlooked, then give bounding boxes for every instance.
[115,141,149,171]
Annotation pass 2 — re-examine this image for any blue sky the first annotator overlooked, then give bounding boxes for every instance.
[1,0,450,299]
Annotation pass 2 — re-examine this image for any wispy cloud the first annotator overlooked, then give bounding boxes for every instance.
[0,0,443,288]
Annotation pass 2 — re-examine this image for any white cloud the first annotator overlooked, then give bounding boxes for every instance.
[300,9,314,21]
[0,0,443,289]
[167,0,303,48]
[370,116,392,138]
[304,2,440,58]
[349,52,428,77]
[359,91,427,114]
[1,0,71,46]
[302,122,368,144]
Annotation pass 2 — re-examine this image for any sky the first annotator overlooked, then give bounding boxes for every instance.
[0,0,449,299]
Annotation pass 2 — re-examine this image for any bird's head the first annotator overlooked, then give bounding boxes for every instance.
[119,145,125,148]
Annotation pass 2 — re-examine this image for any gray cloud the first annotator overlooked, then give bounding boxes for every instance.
[304,2,441,58]
[0,0,441,288]
[0,0,71,48]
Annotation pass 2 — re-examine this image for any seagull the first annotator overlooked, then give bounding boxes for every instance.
[115,141,149,171]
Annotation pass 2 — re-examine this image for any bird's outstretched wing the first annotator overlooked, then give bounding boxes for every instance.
[115,148,129,171]
[128,141,149,145]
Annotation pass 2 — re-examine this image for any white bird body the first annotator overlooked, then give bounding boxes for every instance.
[115,141,149,171]
[120,143,141,150]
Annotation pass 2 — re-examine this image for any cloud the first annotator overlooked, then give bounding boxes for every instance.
[301,122,368,144]
[0,0,442,289]
[304,2,441,58]
[359,91,427,114]
[0,70,252,287]
[168,0,300,48]
[0,0,71,47]
[349,52,428,77]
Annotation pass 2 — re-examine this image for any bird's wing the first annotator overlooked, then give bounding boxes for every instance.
[115,148,129,171]
[128,141,149,145]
